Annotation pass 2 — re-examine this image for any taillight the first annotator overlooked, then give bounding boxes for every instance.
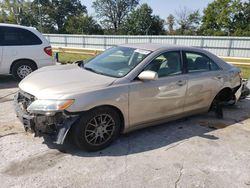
[44,46,52,56]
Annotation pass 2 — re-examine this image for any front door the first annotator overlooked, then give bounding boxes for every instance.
[129,51,188,126]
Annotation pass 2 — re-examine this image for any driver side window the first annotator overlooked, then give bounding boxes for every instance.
[144,51,182,78]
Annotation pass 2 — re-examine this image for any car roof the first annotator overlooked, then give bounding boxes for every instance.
[0,23,49,44]
[0,23,37,30]
[119,43,202,52]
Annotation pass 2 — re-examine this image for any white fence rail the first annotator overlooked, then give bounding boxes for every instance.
[43,34,250,58]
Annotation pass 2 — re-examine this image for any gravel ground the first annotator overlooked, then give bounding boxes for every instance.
[0,75,250,188]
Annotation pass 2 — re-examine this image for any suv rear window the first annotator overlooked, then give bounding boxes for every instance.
[0,26,42,46]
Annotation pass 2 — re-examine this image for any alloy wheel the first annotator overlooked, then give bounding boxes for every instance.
[84,114,115,146]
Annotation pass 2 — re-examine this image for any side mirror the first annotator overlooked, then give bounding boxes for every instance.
[74,60,84,66]
[138,70,158,81]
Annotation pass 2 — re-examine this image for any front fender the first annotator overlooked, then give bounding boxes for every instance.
[66,84,130,128]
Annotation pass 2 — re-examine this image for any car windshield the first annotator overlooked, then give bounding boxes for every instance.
[83,46,151,78]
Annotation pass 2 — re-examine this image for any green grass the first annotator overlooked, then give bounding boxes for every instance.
[57,52,250,79]
[56,52,94,64]
[235,65,250,79]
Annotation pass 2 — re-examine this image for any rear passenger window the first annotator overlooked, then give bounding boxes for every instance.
[185,52,220,73]
[0,26,42,46]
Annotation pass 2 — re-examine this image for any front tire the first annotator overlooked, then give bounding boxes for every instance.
[12,60,37,81]
[72,107,121,151]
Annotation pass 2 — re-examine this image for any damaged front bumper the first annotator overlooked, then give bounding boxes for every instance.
[14,91,79,144]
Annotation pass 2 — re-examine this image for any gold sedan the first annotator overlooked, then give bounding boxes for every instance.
[14,44,242,151]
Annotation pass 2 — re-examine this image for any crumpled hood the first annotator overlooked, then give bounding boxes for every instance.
[19,64,116,99]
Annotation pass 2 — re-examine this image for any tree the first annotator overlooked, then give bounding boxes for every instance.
[31,0,87,33]
[166,14,175,34]
[0,0,88,33]
[122,4,165,35]
[0,0,25,24]
[64,15,103,34]
[175,7,201,35]
[92,0,139,33]
[231,1,250,36]
[200,0,244,36]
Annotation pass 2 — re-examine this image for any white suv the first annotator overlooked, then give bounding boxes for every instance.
[0,23,55,80]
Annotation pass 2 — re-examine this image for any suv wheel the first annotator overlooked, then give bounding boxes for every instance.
[72,107,121,151]
[12,60,37,81]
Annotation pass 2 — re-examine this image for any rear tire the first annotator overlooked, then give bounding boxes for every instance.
[12,60,37,81]
[72,107,121,151]
[227,95,236,106]
[210,89,233,119]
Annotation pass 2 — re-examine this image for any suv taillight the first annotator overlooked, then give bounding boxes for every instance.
[44,46,52,56]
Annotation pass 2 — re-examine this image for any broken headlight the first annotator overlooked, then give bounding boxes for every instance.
[27,99,74,115]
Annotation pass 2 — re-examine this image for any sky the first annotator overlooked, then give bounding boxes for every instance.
[82,0,215,18]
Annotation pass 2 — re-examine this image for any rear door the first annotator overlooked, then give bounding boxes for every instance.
[0,27,4,74]
[0,26,21,74]
[0,46,3,74]
[183,51,224,112]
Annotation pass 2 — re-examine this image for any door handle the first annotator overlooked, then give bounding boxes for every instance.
[176,80,186,86]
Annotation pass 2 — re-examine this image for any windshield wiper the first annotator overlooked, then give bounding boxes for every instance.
[84,66,107,76]
[84,66,98,73]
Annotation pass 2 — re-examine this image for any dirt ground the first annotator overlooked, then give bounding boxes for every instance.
[0,75,250,188]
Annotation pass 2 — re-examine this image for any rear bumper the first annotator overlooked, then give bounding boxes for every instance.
[234,84,243,102]
[14,93,79,144]
[241,78,250,99]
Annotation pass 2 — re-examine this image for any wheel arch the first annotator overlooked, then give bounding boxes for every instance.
[70,104,126,134]
[216,87,234,102]
[90,105,125,133]
[209,87,234,111]
[10,58,38,74]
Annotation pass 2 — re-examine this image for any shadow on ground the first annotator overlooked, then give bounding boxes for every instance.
[43,99,250,157]
[0,75,18,89]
